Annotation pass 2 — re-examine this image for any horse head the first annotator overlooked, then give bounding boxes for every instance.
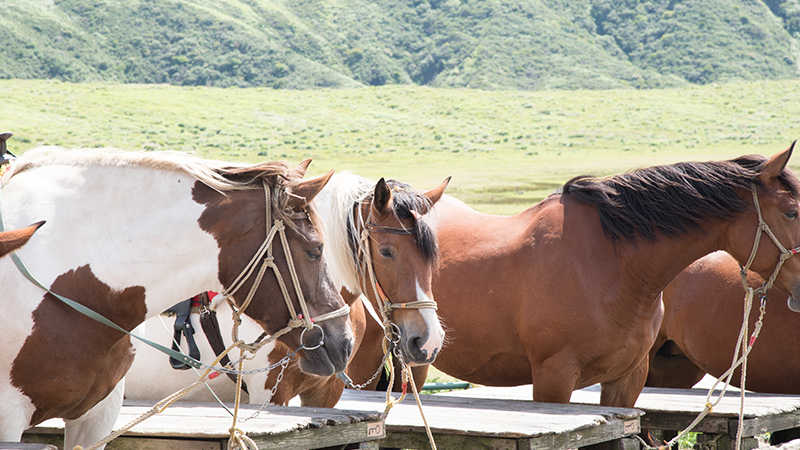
[197,161,353,377]
[723,142,800,312]
[359,177,449,365]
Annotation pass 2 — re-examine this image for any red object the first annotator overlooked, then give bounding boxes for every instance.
[209,371,220,380]
[190,291,219,308]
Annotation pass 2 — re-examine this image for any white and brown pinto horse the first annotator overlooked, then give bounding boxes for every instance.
[0,148,353,448]
[125,172,448,406]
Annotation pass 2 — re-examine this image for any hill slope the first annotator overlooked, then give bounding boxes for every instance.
[1,0,798,89]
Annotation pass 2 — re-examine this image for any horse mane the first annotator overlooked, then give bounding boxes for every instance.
[6,147,316,228]
[563,154,800,242]
[314,172,438,295]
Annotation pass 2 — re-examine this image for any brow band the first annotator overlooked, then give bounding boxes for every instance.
[365,221,415,235]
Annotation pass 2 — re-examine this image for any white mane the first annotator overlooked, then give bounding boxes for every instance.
[4,146,250,192]
[313,172,374,295]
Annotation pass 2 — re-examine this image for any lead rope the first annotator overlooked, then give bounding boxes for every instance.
[649,184,798,450]
[75,340,245,450]
[228,349,258,450]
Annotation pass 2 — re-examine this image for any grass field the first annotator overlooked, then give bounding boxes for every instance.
[3,79,800,214]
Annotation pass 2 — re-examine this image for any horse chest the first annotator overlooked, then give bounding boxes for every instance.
[5,266,144,426]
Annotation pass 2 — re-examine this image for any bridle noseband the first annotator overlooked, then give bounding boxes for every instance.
[220,180,350,353]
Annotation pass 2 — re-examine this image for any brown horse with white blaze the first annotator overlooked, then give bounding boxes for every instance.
[349,143,800,409]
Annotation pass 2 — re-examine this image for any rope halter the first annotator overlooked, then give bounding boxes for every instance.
[357,206,438,328]
[739,182,800,297]
[219,180,350,354]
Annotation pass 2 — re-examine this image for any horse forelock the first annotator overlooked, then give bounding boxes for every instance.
[382,179,439,264]
[313,173,440,295]
[563,157,767,242]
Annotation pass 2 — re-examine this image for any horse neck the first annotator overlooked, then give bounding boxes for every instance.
[312,172,372,296]
[3,164,223,318]
[615,226,726,305]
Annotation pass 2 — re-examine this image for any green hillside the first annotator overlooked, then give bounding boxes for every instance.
[1,0,798,89]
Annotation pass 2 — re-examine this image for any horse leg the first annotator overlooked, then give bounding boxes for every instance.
[63,379,124,450]
[530,360,579,404]
[599,356,648,408]
[599,357,658,448]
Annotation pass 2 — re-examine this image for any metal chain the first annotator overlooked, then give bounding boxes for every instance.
[240,353,294,422]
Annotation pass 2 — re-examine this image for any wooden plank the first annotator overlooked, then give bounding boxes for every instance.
[22,435,222,450]
[248,420,384,450]
[25,400,384,449]
[336,389,643,448]
[0,444,58,450]
[440,383,800,437]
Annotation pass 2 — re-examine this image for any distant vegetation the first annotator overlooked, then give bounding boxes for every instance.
[2,0,798,90]
[3,79,799,214]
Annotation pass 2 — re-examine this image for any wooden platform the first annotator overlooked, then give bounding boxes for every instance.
[335,389,644,449]
[23,400,385,450]
[441,383,800,449]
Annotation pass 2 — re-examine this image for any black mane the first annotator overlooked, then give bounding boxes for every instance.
[349,179,439,263]
[563,155,800,242]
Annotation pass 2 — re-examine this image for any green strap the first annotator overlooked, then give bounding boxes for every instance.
[0,182,203,369]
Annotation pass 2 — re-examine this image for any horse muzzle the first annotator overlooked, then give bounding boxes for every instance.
[400,328,444,365]
[297,322,354,376]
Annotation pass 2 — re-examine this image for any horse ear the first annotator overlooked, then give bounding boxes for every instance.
[415,176,451,215]
[297,158,312,175]
[372,178,393,216]
[759,141,795,183]
[289,170,334,208]
[0,221,44,258]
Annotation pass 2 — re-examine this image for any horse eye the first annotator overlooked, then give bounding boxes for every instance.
[379,248,393,259]
[306,245,323,260]
[787,211,799,219]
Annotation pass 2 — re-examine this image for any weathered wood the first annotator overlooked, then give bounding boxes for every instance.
[248,420,385,450]
[0,444,58,450]
[336,389,643,449]
[696,433,759,450]
[24,399,384,449]
[441,383,800,439]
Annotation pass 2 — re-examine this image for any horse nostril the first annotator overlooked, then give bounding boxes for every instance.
[409,335,428,359]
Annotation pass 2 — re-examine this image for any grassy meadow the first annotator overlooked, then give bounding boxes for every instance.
[3,79,800,215]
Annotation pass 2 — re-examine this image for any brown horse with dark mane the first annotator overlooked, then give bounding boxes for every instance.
[344,144,800,409]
